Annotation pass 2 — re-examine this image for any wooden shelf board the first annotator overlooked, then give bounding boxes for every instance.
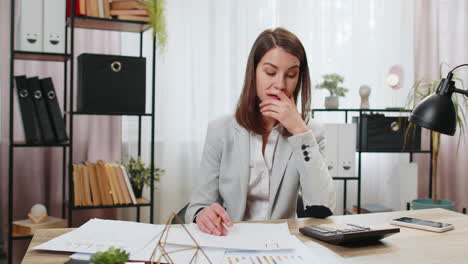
[69,16,150,33]
[72,198,150,210]
[13,51,70,62]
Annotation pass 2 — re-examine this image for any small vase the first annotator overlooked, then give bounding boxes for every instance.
[133,186,143,198]
[324,96,339,109]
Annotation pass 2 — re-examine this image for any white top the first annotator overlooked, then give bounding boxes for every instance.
[244,127,280,221]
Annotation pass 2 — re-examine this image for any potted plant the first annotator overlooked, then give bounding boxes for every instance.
[315,73,349,109]
[406,64,467,210]
[144,0,168,52]
[123,156,164,198]
[90,247,129,264]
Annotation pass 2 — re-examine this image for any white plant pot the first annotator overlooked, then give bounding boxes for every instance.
[325,96,339,109]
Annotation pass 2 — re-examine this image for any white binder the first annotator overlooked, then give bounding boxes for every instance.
[43,0,66,53]
[387,162,418,211]
[17,0,43,52]
[323,124,339,177]
[338,123,356,177]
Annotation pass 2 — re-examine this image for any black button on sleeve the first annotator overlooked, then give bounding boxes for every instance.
[303,151,309,156]
[304,156,310,162]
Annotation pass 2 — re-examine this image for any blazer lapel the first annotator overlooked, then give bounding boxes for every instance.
[268,134,293,216]
[233,122,250,220]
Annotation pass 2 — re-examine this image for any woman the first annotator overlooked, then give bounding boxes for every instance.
[185,28,336,236]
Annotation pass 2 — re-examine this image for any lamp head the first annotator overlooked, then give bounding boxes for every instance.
[408,77,457,136]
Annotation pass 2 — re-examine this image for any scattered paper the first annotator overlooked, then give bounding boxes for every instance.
[223,236,330,264]
[34,219,164,254]
[163,223,296,250]
[34,219,298,264]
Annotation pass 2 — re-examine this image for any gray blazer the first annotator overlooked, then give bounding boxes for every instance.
[185,115,336,223]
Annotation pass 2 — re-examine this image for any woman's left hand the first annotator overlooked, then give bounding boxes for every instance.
[259,89,309,135]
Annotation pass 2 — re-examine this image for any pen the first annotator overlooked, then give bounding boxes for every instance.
[215,216,222,227]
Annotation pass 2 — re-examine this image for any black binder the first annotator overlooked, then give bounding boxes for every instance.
[28,77,56,144]
[40,77,68,143]
[353,114,421,151]
[14,75,41,144]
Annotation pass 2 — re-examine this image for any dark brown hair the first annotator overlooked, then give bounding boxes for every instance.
[235,27,311,136]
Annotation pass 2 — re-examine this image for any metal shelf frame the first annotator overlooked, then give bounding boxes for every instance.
[311,108,433,214]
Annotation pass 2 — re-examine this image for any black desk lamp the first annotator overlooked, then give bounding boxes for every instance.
[409,64,468,135]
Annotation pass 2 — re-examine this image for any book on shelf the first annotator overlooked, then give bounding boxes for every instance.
[120,165,137,204]
[116,15,149,22]
[103,0,111,18]
[66,0,87,17]
[13,216,67,235]
[110,0,146,10]
[105,162,120,204]
[72,164,82,206]
[85,161,102,206]
[86,0,99,17]
[73,161,138,206]
[110,9,148,16]
[96,160,113,205]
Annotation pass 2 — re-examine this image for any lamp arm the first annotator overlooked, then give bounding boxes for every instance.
[454,88,468,97]
[447,64,468,97]
[449,63,468,74]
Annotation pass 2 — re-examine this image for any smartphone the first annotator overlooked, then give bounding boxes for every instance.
[390,217,454,232]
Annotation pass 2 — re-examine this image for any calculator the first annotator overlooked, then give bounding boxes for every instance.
[299,223,400,245]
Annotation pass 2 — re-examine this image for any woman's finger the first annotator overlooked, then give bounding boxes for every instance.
[260,105,281,113]
[211,204,233,227]
[202,212,221,236]
[197,217,212,234]
[261,111,280,120]
[259,99,282,108]
[205,209,224,235]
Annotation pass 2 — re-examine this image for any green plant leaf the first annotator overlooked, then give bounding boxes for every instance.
[145,0,168,52]
[315,73,348,97]
[90,247,129,264]
[122,155,164,193]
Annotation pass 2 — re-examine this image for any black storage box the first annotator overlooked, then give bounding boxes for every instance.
[352,114,422,151]
[77,53,146,114]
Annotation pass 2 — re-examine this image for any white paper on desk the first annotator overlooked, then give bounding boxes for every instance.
[223,236,330,264]
[34,218,164,254]
[164,223,295,250]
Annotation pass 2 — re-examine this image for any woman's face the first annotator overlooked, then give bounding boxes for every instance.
[255,47,300,102]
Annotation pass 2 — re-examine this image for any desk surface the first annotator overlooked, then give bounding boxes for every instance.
[22,208,468,264]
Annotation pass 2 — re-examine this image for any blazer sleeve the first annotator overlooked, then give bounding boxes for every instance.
[287,120,336,214]
[185,121,224,223]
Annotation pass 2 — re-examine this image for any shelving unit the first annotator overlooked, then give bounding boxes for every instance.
[7,1,70,263]
[7,1,157,263]
[66,0,157,225]
[311,108,433,214]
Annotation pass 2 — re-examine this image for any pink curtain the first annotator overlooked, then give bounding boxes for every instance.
[414,0,468,211]
[1,1,122,263]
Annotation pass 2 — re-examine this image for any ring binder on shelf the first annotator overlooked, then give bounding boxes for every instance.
[40,77,68,143]
[14,75,41,144]
[28,77,56,144]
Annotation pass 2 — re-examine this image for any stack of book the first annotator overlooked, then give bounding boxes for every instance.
[67,0,149,22]
[73,161,139,207]
[110,0,149,22]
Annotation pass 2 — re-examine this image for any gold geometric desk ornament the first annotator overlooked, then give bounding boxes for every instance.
[148,212,214,264]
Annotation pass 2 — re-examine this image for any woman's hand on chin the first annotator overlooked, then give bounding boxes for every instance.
[259,90,309,135]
